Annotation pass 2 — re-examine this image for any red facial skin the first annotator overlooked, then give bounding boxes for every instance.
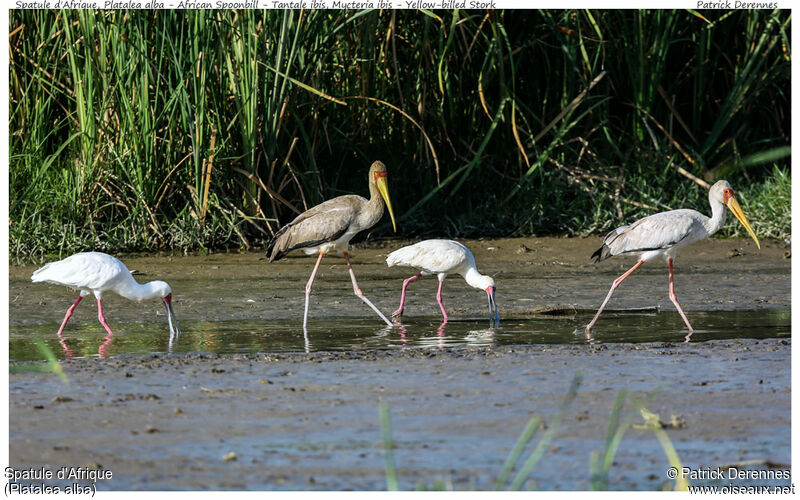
[723,188,734,204]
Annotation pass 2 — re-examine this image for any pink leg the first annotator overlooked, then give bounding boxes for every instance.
[343,252,392,326]
[303,250,326,329]
[436,279,448,323]
[392,273,422,318]
[668,258,694,333]
[585,260,644,332]
[97,299,114,336]
[56,296,83,337]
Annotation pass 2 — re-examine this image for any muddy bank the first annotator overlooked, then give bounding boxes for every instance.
[10,237,788,328]
[9,339,790,490]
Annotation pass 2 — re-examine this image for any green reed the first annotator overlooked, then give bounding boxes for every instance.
[10,10,790,259]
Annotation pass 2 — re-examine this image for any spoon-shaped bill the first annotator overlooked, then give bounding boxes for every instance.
[486,286,499,324]
[162,294,181,336]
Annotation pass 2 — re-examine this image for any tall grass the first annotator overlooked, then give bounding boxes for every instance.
[10,10,790,259]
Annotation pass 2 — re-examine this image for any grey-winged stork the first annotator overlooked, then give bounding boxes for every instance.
[266,160,397,328]
[31,252,180,341]
[386,239,498,323]
[585,179,760,334]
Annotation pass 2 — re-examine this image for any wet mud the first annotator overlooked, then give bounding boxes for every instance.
[9,340,791,490]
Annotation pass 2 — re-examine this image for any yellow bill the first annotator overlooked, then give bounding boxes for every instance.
[726,195,760,249]
[375,175,397,232]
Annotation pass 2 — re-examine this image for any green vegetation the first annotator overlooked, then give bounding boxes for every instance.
[10,10,790,260]
[9,339,69,384]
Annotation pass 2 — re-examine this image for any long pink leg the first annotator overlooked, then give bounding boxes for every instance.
[668,258,694,333]
[585,260,644,332]
[343,252,392,326]
[56,296,83,336]
[436,279,448,323]
[97,299,114,336]
[56,299,78,359]
[392,273,422,318]
[303,250,326,329]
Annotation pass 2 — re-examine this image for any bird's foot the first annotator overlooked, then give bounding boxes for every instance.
[391,309,403,319]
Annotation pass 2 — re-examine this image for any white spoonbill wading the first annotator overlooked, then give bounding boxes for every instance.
[585,180,760,334]
[31,252,180,337]
[266,160,398,328]
[386,239,498,323]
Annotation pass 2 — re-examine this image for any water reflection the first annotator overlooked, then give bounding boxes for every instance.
[168,327,180,354]
[303,326,311,353]
[57,330,115,359]
[389,321,498,349]
[464,327,496,347]
[9,309,791,361]
[98,332,114,358]
[57,331,74,360]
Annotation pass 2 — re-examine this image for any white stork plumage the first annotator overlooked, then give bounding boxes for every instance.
[386,239,498,323]
[266,160,397,328]
[585,179,760,333]
[31,252,180,341]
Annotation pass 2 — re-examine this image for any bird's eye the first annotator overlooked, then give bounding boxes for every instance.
[723,189,733,203]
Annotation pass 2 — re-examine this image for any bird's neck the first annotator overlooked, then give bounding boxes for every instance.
[364,180,385,224]
[704,195,728,236]
[115,278,161,302]
[463,267,488,291]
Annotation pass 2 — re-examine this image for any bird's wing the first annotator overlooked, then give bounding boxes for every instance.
[31,252,129,290]
[267,196,363,261]
[386,239,470,274]
[597,209,702,260]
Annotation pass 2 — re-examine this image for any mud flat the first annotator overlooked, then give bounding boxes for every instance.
[9,339,790,490]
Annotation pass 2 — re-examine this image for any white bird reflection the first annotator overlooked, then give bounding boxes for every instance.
[463,327,496,347]
[302,326,311,353]
[168,326,181,354]
[388,320,498,349]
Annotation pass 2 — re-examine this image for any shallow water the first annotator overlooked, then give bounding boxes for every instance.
[10,237,789,361]
[9,309,791,361]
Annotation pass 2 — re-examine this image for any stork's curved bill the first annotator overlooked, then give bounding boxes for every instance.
[374,171,397,232]
[726,194,760,249]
